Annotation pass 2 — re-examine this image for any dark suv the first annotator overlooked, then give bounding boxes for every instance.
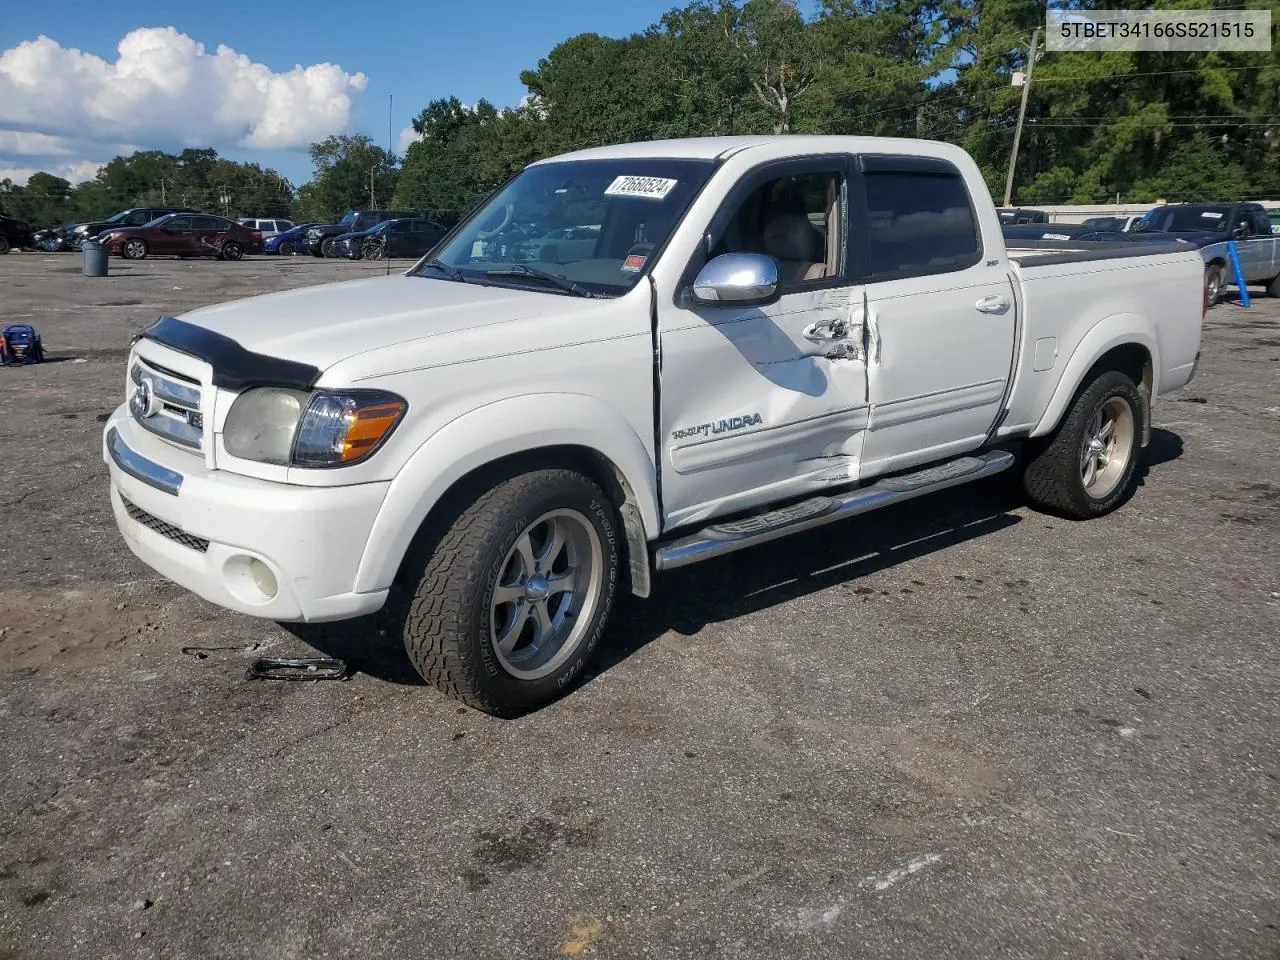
[304,210,423,257]
[0,213,33,254]
[63,206,198,249]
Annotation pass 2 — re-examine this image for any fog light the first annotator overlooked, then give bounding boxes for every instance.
[249,558,278,598]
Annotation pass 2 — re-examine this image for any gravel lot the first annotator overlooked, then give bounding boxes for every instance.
[0,252,1276,960]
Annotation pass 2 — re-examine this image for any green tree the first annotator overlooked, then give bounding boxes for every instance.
[295,135,398,222]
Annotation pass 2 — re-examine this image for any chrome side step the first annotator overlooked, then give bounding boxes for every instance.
[653,450,1015,571]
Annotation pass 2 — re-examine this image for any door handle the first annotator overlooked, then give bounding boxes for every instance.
[975,295,1010,314]
[803,319,848,342]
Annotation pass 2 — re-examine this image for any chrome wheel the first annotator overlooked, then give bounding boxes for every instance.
[489,509,603,681]
[1080,396,1134,499]
[123,239,146,260]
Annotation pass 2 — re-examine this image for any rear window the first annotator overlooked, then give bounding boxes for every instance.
[862,164,981,279]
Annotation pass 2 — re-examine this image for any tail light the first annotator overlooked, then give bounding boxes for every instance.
[251,231,263,243]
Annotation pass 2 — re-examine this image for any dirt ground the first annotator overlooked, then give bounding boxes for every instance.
[0,251,1276,959]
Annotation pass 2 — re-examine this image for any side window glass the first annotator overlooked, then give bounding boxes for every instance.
[709,168,846,288]
[127,212,149,225]
[165,217,192,231]
[862,166,980,279]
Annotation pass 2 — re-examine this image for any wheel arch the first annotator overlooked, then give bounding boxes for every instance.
[354,394,659,598]
[1032,316,1157,445]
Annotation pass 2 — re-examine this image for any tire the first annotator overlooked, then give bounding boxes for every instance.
[363,241,384,261]
[221,241,244,261]
[320,238,336,258]
[400,469,620,717]
[278,240,295,256]
[0,236,10,255]
[122,239,148,260]
[1205,263,1224,305]
[1266,274,1280,298]
[1022,370,1144,520]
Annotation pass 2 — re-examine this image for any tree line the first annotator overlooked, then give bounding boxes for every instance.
[5,0,1277,228]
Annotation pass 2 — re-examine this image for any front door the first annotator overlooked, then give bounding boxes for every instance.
[853,155,1017,477]
[154,216,193,255]
[656,157,869,529]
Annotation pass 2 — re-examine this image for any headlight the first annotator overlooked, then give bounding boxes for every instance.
[223,388,406,467]
[74,224,89,234]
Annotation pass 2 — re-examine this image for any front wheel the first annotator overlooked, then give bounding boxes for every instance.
[362,241,384,261]
[320,238,336,257]
[278,240,295,256]
[122,239,147,260]
[1205,263,1224,306]
[1022,370,1143,519]
[399,469,620,717]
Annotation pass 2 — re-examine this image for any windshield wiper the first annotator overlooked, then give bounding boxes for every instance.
[420,259,468,282]
[485,264,598,298]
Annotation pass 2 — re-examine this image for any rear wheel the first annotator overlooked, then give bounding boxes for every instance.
[221,241,244,261]
[320,238,336,257]
[399,469,620,717]
[122,239,148,260]
[0,236,10,255]
[362,241,385,261]
[1266,274,1280,298]
[1205,263,1224,305]
[1022,370,1143,519]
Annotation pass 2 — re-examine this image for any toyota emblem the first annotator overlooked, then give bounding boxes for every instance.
[132,376,159,418]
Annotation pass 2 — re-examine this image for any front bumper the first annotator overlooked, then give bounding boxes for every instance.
[103,410,391,622]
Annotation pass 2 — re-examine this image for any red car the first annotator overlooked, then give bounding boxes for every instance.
[101,214,263,261]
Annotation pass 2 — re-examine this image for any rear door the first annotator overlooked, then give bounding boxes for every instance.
[385,220,414,258]
[190,216,231,257]
[854,154,1017,478]
[656,155,870,528]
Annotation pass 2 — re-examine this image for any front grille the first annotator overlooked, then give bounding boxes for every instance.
[121,496,209,553]
[130,357,203,450]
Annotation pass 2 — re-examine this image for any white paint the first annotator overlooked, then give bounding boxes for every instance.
[1118,726,1138,738]
[794,903,843,931]
[863,853,942,891]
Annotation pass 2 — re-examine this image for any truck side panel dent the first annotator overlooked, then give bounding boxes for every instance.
[1030,314,1158,439]
[353,393,660,595]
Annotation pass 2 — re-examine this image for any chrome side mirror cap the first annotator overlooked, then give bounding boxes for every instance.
[691,253,779,306]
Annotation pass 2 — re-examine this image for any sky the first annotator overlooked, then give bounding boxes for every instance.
[0,0,674,189]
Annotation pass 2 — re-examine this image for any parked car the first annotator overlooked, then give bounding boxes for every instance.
[63,206,198,249]
[99,214,263,261]
[333,217,452,260]
[1003,223,1187,245]
[1133,201,1280,303]
[105,135,1205,717]
[510,225,602,263]
[1081,215,1142,232]
[1268,209,1280,235]
[263,223,316,255]
[238,218,294,239]
[304,210,424,257]
[997,207,1049,224]
[0,213,33,254]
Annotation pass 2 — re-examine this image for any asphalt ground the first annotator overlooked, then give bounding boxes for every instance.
[0,251,1276,959]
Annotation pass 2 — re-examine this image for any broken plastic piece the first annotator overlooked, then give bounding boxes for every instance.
[245,657,348,681]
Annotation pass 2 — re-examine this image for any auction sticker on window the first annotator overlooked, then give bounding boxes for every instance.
[605,176,679,200]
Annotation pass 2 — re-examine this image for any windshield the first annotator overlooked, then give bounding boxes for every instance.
[339,211,357,226]
[1137,207,1230,233]
[105,211,131,224]
[140,215,172,228]
[411,158,716,297]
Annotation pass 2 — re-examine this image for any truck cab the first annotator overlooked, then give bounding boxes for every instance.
[104,136,1204,716]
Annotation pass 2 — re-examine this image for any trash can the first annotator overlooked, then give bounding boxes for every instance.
[82,239,108,277]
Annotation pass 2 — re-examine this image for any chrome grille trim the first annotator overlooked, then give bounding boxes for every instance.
[130,354,205,451]
[121,495,209,552]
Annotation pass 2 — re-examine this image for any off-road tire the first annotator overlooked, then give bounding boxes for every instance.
[400,469,620,717]
[1022,370,1144,520]
[1205,263,1224,306]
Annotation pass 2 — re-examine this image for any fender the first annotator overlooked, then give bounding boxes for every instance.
[1030,313,1159,439]
[353,393,659,594]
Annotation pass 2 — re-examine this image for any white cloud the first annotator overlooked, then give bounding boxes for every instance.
[1,159,105,186]
[0,27,367,168]
[397,126,420,154]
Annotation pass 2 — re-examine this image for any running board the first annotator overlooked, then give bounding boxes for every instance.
[653,450,1015,571]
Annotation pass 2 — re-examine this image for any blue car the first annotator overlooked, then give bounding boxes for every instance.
[264,223,316,255]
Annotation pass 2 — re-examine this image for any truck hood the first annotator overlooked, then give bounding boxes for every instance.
[176,274,589,371]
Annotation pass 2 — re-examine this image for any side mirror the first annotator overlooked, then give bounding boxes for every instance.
[691,253,779,306]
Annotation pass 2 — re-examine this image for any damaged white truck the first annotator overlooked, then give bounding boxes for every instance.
[104,136,1205,716]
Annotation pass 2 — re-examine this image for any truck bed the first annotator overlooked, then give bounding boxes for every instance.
[998,241,1205,440]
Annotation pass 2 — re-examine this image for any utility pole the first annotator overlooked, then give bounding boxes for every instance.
[1003,26,1040,208]
[369,166,377,210]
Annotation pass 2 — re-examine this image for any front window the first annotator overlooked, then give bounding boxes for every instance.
[412,158,715,297]
[339,211,357,226]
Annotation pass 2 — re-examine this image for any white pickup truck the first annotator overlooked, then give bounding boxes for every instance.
[104,136,1205,716]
